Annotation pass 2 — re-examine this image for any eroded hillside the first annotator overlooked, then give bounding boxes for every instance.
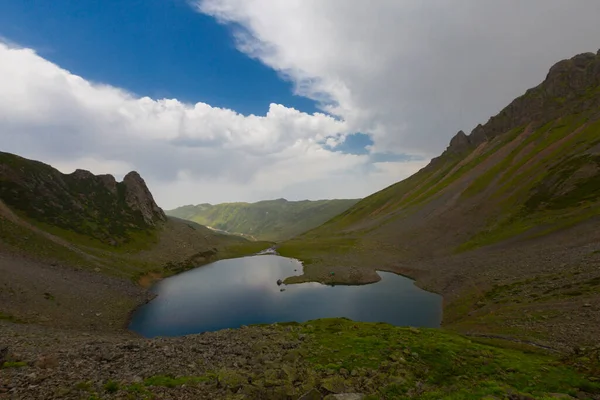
[279,51,600,349]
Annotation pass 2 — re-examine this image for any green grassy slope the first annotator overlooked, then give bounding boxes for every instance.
[277,52,600,350]
[166,198,359,241]
[282,51,600,257]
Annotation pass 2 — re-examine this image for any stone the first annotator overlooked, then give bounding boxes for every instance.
[321,376,348,394]
[447,130,471,153]
[323,394,365,400]
[277,279,283,286]
[547,394,575,399]
[35,355,59,369]
[122,171,166,225]
[0,346,7,365]
[299,388,323,400]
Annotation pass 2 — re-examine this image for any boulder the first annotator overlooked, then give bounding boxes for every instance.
[0,346,7,364]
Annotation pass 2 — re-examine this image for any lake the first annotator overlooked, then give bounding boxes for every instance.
[129,255,442,337]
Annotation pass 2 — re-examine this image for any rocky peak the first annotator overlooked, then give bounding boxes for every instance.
[97,174,117,195]
[122,171,166,226]
[438,50,600,159]
[71,169,95,180]
[447,130,470,153]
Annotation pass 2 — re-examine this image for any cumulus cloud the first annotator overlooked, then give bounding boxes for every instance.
[5,1,600,208]
[0,42,423,207]
[196,0,600,155]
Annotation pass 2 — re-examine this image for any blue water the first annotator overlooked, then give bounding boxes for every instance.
[129,255,442,337]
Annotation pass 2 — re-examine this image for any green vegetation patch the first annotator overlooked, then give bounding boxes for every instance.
[143,375,211,388]
[0,311,24,323]
[300,318,599,399]
[1,361,27,369]
[277,236,358,265]
[166,198,359,241]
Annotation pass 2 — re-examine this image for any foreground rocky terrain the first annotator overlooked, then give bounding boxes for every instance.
[2,319,599,399]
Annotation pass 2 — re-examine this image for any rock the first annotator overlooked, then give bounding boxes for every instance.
[35,355,58,369]
[547,394,575,399]
[122,171,166,225]
[0,346,7,364]
[447,130,471,153]
[321,376,349,394]
[277,279,283,286]
[280,288,286,292]
[583,303,592,307]
[323,394,365,400]
[299,388,323,400]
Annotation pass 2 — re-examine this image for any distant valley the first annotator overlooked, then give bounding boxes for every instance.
[166,198,359,241]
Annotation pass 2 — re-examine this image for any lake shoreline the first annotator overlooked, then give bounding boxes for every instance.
[129,255,442,337]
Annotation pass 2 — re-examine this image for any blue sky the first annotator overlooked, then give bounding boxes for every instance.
[0,0,318,116]
[1,1,598,207]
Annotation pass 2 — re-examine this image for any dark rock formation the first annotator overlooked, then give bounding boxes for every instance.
[122,171,166,225]
[447,130,470,153]
[0,152,166,244]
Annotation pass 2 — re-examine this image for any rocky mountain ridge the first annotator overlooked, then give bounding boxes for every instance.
[0,152,166,245]
[444,50,600,155]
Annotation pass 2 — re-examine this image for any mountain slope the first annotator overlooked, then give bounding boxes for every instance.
[166,198,359,241]
[0,152,268,330]
[279,50,600,348]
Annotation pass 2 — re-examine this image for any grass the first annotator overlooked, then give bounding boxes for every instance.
[300,318,599,399]
[103,380,119,393]
[457,115,600,252]
[1,361,27,369]
[143,375,211,388]
[166,199,359,242]
[0,311,24,323]
[217,240,274,260]
[277,236,358,265]
[91,318,599,399]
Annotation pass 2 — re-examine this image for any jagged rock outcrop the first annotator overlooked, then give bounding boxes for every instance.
[447,130,470,153]
[122,171,166,225]
[443,50,600,155]
[0,152,166,243]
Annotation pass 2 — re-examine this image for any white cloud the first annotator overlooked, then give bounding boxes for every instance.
[196,0,600,155]
[6,1,599,209]
[0,42,421,208]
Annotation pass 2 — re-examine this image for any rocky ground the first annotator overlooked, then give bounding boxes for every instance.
[2,319,599,400]
[0,252,148,332]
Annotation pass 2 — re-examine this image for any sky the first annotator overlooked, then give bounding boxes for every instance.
[1,1,600,209]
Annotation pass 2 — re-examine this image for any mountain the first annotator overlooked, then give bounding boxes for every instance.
[0,152,167,246]
[166,198,359,241]
[0,151,268,330]
[279,50,600,348]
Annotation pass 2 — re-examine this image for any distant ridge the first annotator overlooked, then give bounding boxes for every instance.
[166,198,359,241]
